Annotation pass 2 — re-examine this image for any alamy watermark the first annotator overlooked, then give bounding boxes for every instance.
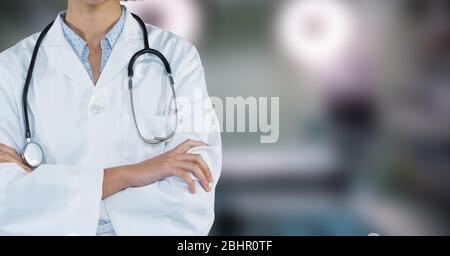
[164,89,280,144]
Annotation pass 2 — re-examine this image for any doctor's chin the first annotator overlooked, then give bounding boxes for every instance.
[0,0,449,240]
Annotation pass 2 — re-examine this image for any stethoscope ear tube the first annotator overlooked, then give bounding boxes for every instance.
[128,72,178,145]
[20,21,54,169]
[126,14,178,145]
[22,22,54,140]
[127,48,173,78]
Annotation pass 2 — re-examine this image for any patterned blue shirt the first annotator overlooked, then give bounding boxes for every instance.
[59,6,126,81]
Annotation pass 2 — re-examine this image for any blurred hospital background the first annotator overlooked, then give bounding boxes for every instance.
[1,0,449,235]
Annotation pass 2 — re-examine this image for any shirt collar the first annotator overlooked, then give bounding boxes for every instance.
[59,5,126,58]
[103,6,126,48]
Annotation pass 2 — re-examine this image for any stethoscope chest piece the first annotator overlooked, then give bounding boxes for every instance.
[22,141,44,169]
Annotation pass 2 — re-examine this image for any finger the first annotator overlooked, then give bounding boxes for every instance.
[0,144,18,155]
[179,161,210,192]
[176,153,212,182]
[174,139,208,154]
[0,155,25,169]
[173,169,196,194]
[0,150,32,172]
[0,153,20,164]
[0,144,32,171]
[17,163,32,172]
[0,144,23,163]
[175,160,210,192]
[0,154,30,172]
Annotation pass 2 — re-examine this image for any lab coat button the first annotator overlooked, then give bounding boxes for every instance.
[90,103,104,113]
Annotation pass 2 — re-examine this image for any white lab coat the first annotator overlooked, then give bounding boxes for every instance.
[0,10,221,235]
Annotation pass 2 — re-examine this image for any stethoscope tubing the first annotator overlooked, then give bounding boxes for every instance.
[21,13,177,168]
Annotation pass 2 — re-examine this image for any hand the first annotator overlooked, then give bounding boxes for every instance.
[0,143,32,172]
[125,139,213,194]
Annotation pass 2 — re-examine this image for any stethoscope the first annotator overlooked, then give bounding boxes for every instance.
[21,13,178,169]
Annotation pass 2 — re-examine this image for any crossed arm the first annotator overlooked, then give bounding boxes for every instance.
[0,139,213,199]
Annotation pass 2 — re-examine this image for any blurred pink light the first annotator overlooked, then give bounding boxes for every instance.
[122,0,204,43]
[275,0,356,68]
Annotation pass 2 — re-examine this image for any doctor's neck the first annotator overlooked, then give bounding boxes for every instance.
[65,0,122,46]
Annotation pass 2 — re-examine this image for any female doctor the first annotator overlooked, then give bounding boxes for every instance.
[0,0,221,235]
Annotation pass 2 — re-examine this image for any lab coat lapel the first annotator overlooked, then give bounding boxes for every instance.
[42,14,95,90]
[95,9,142,89]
